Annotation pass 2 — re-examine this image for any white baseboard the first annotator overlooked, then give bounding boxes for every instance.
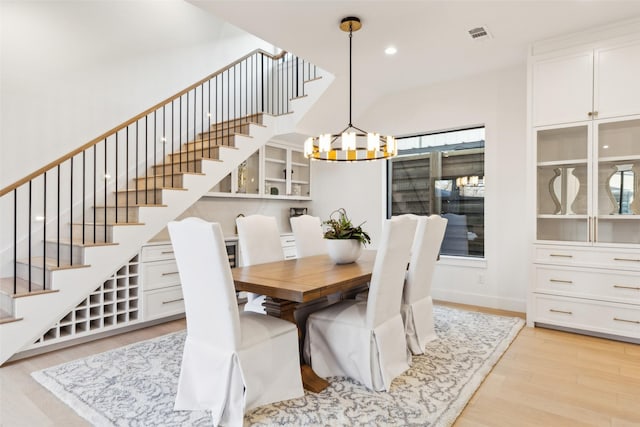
[432,288,526,313]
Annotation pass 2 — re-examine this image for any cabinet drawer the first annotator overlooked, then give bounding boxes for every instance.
[280,234,296,248]
[144,286,184,320]
[533,294,640,340]
[535,246,640,270]
[534,266,640,303]
[141,260,181,291]
[140,244,175,262]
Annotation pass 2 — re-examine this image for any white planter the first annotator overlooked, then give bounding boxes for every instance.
[326,239,363,264]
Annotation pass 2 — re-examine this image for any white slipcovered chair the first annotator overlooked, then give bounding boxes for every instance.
[290,214,327,258]
[303,216,417,391]
[399,214,448,354]
[168,218,303,426]
[236,214,284,313]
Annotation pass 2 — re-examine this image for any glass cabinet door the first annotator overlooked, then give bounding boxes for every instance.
[595,117,640,244]
[237,149,260,195]
[264,145,287,196]
[536,124,591,242]
[290,149,310,198]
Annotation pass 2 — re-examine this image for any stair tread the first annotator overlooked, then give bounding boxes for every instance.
[72,221,145,226]
[0,277,59,298]
[116,187,187,193]
[134,172,205,181]
[95,204,167,208]
[168,146,236,157]
[44,239,119,248]
[0,308,22,324]
[14,256,91,271]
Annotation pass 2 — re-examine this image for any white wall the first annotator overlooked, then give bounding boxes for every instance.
[311,64,529,312]
[0,0,273,189]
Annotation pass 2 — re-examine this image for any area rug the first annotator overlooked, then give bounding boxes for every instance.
[32,306,524,426]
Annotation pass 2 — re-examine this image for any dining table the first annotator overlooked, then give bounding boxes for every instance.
[231,250,375,392]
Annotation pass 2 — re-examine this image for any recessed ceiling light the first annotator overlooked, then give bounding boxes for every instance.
[385,46,397,55]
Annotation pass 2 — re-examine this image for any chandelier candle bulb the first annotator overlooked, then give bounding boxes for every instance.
[367,133,381,151]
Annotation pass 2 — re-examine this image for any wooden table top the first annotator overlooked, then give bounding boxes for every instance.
[231,251,375,303]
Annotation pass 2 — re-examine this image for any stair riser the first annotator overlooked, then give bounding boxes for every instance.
[167,148,220,163]
[70,225,113,243]
[152,161,203,176]
[116,190,164,206]
[93,207,140,223]
[43,242,84,265]
[15,264,50,287]
[189,134,237,148]
[135,174,184,190]
[210,115,263,131]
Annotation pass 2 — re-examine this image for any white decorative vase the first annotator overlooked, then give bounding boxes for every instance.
[326,239,363,264]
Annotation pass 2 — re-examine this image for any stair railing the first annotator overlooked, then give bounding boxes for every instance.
[0,49,318,295]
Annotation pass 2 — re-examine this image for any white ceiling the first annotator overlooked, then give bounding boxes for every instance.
[189,1,640,137]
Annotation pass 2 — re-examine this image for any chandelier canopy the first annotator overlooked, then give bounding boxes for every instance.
[304,17,397,162]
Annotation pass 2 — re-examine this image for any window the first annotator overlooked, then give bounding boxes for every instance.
[388,127,485,258]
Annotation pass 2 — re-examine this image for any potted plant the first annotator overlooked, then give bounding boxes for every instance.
[323,208,371,264]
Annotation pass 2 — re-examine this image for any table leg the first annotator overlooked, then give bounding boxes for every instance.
[263,296,330,393]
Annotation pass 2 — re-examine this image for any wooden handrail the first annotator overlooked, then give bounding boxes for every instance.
[0,48,287,197]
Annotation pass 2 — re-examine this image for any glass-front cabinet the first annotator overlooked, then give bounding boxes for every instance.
[535,116,640,245]
[207,142,310,200]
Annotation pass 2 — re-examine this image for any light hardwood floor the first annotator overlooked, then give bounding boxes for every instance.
[1,302,638,426]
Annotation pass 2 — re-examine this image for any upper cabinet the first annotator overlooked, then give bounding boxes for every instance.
[207,142,311,200]
[532,39,640,127]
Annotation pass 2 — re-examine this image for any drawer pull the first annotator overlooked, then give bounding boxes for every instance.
[613,317,640,325]
[550,254,573,258]
[161,250,175,255]
[613,257,640,262]
[613,285,640,291]
[161,271,179,276]
[549,309,572,315]
[550,279,573,284]
[162,298,184,305]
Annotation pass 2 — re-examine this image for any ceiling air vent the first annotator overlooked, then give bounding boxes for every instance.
[468,26,492,41]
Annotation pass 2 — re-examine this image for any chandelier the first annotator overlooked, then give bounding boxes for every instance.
[304,17,397,161]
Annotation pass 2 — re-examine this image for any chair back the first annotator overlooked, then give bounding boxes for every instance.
[168,218,240,350]
[366,216,417,328]
[236,214,284,265]
[290,215,327,258]
[403,214,448,304]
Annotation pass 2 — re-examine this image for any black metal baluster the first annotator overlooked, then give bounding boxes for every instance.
[200,84,204,159]
[93,146,97,243]
[162,106,166,188]
[82,152,85,244]
[186,92,190,172]
[208,80,211,158]
[13,189,17,294]
[114,133,118,224]
[125,127,129,223]
[28,181,32,291]
[69,157,73,265]
[135,121,139,205]
[171,100,175,186]
[145,116,148,203]
[103,139,107,242]
[179,96,183,173]
[153,110,157,204]
[57,164,61,266]
[43,172,47,287]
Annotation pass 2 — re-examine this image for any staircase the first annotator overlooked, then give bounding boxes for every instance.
[0,49,332,365]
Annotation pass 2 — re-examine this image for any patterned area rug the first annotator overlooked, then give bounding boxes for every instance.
[32,306,524,426]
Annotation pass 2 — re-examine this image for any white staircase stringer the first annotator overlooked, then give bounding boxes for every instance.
[0,74,333,365]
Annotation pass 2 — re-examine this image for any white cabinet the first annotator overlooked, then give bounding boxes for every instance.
[206,142,311,200]
[529,30,640,342]
[280,234,297,260]
[532,39,640,127]
[141,243,185,321]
